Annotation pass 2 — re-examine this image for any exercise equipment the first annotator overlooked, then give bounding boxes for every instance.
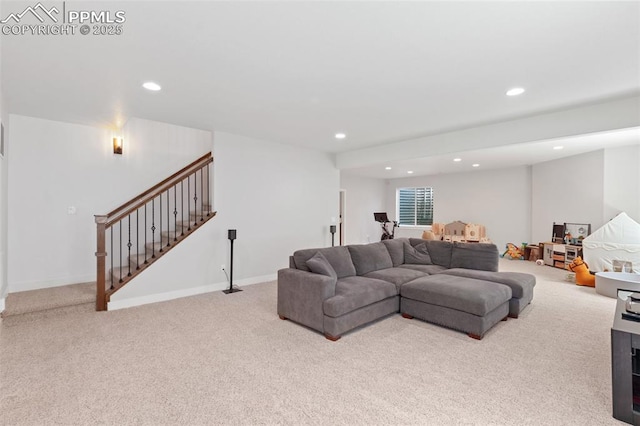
[374,212,398,240]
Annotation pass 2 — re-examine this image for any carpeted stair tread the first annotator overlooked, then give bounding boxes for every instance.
[109,266,136,284]
[145,240,172,253]
[161,229,185,240]
[1,282,95,317]
[128,253,153,269]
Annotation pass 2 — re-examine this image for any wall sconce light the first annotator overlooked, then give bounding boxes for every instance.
[113,136,123,155]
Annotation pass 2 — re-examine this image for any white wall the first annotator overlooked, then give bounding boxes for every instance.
[531,150,605,244]
[211,131,339,268]
[111,131,340,306]
[384,166,532,251]
[7,116,211,292]
[603,144,640,223]
[0,27,7,309]
[339,173,386,245]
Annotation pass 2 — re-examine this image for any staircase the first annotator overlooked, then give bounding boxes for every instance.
[94,153,216,311]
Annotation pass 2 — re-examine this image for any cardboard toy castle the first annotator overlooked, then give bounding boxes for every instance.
[427,221,491,243]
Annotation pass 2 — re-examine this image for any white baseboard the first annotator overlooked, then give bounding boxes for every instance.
[0,297,5,314]
[9,274,96,293]
[107,273,277,311]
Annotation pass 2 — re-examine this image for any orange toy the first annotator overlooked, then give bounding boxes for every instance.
[567,256,595,287]
[502,243,524,260]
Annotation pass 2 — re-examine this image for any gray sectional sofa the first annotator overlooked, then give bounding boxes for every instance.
[277,238,536,341]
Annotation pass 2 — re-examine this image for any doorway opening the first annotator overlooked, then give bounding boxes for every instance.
[339,190,346,246]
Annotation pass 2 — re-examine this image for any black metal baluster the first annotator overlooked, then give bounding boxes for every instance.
[110,226,114,290]
[173,184,178,241]
[193,171,198,227]
[151,198,156,258]
[200,168,204,222]
[166,189,170,247]
[144,203,148,264]
[127,215,132,277]
[181,180,185,235]
[187,176,192,231]
[119,221,123,283]
[136,209,140,270]
[206,164,210,217]
[159,193,163,252]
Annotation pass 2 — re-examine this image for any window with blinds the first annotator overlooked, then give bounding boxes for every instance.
[398,187,434,226]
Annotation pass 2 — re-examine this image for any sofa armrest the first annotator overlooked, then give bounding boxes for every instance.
[277,268,337,333]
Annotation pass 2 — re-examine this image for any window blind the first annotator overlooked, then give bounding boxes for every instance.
[398,187,433,226]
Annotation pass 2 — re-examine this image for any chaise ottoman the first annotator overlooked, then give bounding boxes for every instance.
[440,269,536,318]
[400,275,512,339]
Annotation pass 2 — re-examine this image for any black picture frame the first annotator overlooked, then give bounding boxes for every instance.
[552,223,565,243]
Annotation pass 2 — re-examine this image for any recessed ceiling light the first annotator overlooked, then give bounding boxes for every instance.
[142,81,161,91]
[453,158,462,162]
[335,133,346,139]
[506,87,525,96]
[407,171,414,174]
[553,146,564,150]
[385,166,392,170]
[472,164,480,168]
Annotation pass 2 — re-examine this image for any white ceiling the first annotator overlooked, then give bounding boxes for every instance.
[348,127,640,179]
[2,1,639,175]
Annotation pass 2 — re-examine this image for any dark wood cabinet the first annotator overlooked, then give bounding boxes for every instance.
[612,296,640,424]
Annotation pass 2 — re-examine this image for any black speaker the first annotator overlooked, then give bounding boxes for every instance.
[224,229,241,294]
[329,225,337,247]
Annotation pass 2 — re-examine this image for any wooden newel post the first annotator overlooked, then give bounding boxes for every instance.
[95,215,108,311]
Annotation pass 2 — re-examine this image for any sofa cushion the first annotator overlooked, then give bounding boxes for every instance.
[398,264,448,275]
[410,239,453,268]
[401,275,512,317]
[348,242,393,276]
[382,238,407,267]
[323,276,397,318]
[404,242,432,265]
[293,246,356,278]
[306,251,337,279]
[450,242,499,272]
[363,267,425,289]
[441,268,535,299]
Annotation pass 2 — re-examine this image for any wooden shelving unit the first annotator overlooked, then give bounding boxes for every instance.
[541,242,583,269]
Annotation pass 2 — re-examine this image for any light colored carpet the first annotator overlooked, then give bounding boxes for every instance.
[1,282,95,317]
[0,260,621,425]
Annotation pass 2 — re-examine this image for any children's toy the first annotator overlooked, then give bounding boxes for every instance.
[464,223,486,242]
[567,256,595,287]
[431,223,445,238]
[421,230,437,240]
[502,243,524,260]
[536,259,544,266]
[430,221,490,243]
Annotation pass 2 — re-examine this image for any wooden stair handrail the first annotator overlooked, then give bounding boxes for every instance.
[104,153,212,228]
[94,152,215,311]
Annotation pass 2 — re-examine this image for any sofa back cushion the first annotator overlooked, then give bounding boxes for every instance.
[348,242,394,275]
[293,246,356,278]
[450,242,499,272]
[381,238,407,267]
[410,238,453,268]
[404,242,433,265]
[306,251,338,279]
